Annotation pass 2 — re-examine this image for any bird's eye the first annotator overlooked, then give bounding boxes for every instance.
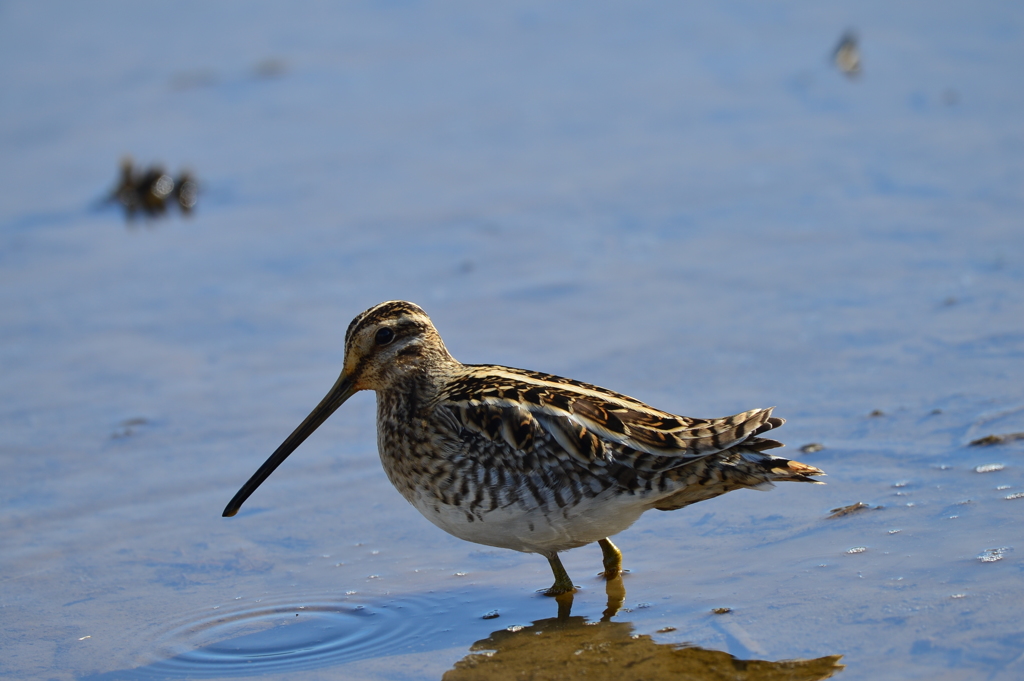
[375,327,395,345]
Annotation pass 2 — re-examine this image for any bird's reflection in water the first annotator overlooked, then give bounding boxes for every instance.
[445,576,843,681]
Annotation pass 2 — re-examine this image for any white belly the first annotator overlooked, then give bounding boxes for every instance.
[407,488,647,556]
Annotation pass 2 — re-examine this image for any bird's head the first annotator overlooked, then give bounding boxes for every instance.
[222,301,455,517]
[340,300,454,392]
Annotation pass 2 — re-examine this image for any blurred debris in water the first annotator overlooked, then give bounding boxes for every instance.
[174,171,199,213]
[253,57,288,79]
[833,30,861,79]
[170,58,287,91]
[977,547,1011,563]
[111,417,148,439]
[828,502,882,519]
[970,432,1024,446]
[105,157,198,221]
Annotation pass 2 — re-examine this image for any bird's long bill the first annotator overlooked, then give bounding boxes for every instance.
[222,373,357,517]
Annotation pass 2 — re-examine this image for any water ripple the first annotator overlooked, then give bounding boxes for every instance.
[86,592,459,679]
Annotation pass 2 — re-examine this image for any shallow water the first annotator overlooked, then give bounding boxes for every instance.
[2,2,1024,680]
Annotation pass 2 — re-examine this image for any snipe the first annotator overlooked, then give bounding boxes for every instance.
[224,301,824,595]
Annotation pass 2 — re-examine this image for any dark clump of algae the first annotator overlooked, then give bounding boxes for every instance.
[444,579,843,681]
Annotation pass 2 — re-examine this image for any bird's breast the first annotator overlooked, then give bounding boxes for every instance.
[372,398,644,554]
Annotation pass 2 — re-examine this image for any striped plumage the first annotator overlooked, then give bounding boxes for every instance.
[224,301,824,595]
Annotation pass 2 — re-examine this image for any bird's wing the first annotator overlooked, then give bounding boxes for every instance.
[438,366,784,472]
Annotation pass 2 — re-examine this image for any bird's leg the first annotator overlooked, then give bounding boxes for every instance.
[602,573,626,621]
[542,553,577,596]
[598,538,623,579]
[555,592,574,620]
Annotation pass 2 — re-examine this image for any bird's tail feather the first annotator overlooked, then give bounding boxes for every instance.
[653,448,825,511]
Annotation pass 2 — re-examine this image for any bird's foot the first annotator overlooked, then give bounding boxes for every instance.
[542,554,577,596]
[598,568,629,580]
[540,583,578,597]
[598,538,623,580]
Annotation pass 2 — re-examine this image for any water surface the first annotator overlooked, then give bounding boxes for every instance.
[2,2,1023,679]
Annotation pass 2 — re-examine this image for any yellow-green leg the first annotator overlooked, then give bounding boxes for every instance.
[598,538,623,579]
[555,591,574,620]
[542,554,577,596]
[602,573,626,622]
